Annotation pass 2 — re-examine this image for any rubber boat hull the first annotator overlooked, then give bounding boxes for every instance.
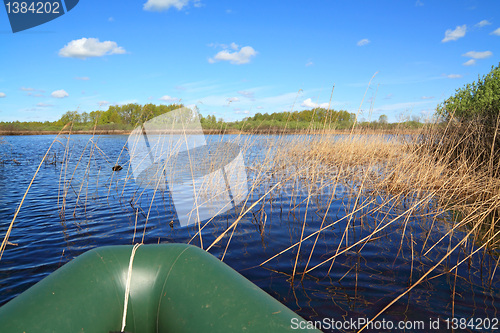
[0,244,319,332]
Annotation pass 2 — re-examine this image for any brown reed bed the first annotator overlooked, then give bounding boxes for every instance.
[242,126,500,327]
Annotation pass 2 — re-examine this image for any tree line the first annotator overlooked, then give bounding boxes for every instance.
[0,102,426,133]
[56,103,184,129]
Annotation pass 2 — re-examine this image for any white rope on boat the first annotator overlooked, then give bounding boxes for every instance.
[121,243,142,332]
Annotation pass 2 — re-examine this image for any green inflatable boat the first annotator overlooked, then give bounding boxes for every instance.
[0,244,319,332]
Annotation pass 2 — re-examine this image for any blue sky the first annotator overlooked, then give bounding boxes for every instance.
[0,0,499,123]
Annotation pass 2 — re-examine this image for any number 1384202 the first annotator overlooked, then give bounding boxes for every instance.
[5,2,60,14]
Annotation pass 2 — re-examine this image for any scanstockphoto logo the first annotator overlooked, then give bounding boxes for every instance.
[127,107,249,228]
[3,0,79,33]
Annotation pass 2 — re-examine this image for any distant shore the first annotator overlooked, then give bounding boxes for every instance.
[0,128,423,136]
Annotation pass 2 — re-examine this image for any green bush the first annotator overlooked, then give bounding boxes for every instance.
[437,62,500,121]
[433,62,500,176]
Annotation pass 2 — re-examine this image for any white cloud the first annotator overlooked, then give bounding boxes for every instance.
[209,46,257,65]
[99,101,110,107]
[462,51,492,66]
[75,76,90,80]
[59,38,126,59]
[446,74,463,78]
[208,42,240,51]
[51,90,69,98]
[0,92,5,98]
[143,0,189,11]
[305,60,314,67]
[36,102,53,107]
[357,39,370,46]
[256,106,264,109]
[226,97,239,103]
[238,90,255,100]
[415,0,424,6]
[21,87,45,97]
[159,95,178,102]
[234,110,249,114]
[20,87,45,97]
[301,98,329,109]
[476,20,491,27]
[463,51,492,59]
[491,28,500,36]
[421,96,434,100]
[442,25,467,42]
[108,17,114,22]
[463,59,476,66]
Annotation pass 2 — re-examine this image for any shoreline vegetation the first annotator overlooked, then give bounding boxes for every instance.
[0,102,426,135]
[0,128,426,135]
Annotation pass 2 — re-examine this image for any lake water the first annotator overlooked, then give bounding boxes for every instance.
[0,134,498,332]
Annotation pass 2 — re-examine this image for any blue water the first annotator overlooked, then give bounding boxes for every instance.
[0,134,498,332]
